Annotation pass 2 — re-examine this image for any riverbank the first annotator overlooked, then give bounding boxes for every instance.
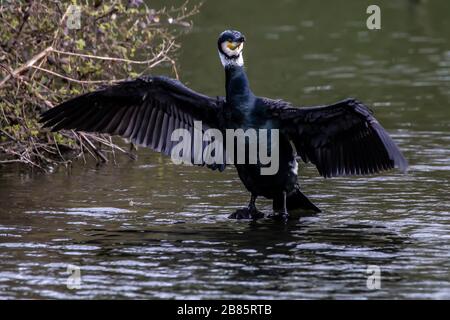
[0,1,199,171]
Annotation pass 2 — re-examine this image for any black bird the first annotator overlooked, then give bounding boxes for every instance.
[40,30,408,220]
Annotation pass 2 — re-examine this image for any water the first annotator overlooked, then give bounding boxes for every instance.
[0,0,449,299]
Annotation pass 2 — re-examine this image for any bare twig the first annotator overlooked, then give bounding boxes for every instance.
[31,65,126,84]
[51,41,175,65]
[0,46,52,87]
[78,132,108,163]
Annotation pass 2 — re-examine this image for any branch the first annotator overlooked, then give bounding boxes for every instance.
[30,65,126,84]
[50,40,175,65]
[0,46,52,87]
[78,132,108,163]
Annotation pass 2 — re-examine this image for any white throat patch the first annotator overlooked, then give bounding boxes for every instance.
[219,51,244,68]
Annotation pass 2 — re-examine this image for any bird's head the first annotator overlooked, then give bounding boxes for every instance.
[218,30,245,68]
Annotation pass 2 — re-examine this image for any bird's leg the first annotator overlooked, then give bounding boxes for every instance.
[229,194,264,220]
[248,194,264,219]
[269,191,289,221]
[248,194,257,210]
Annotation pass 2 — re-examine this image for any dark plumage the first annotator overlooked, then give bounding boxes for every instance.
[40,30,407,220]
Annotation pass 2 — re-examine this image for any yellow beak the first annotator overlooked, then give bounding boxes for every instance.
[226,41,242,50]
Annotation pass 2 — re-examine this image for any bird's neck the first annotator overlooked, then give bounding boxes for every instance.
[225,65,254,108]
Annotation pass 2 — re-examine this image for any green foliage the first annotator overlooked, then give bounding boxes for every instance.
[0,0,200,169]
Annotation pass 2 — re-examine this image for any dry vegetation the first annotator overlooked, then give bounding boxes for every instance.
[0,0,200,171]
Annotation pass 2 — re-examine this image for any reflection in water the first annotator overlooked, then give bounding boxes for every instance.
[0,0,449,299]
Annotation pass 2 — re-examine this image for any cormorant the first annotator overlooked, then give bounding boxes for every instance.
[40,30,408,220]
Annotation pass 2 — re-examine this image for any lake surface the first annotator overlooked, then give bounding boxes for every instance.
[0,0,449,299]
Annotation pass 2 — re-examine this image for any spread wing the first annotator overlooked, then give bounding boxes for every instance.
[267,98,408,177]
[40,76,226,170]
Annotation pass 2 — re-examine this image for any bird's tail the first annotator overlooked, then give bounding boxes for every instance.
[273,188,321,213]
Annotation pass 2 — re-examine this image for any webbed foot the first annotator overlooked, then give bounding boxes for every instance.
[268,211,289,222]
[229,207,264,220]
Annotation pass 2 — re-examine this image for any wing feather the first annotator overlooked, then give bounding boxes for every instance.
[267,98,407,177]
[40,76,226,171]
